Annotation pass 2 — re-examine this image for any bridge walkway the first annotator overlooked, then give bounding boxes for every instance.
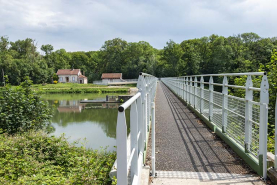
[150,81,264,184]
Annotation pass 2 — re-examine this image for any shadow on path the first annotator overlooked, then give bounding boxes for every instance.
[155,82,254,175]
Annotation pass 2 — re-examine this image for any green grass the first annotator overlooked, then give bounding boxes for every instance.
[30,83,130,94]
[0,131,116,185]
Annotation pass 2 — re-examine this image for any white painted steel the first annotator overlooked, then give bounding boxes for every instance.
[151,102,156,177]
[161,72,269,179]
[116,72,157,185]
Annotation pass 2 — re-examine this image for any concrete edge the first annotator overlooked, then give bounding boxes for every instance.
[140,166,150,185]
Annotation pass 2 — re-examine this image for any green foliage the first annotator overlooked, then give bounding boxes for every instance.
[31,83,129,94]
[0,131,116,184]
[0,77,52,134]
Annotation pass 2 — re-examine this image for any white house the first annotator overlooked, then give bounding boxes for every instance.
[57,69,88,84]
[101,73,122,84]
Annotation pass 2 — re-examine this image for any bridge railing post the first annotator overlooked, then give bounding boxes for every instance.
[151,102,156,177]
[222,76,228,133]
[244,76,253,152]
[194,77,198,109]
[130,100,139,180]
[259,74,269,179]
[200,76,204,114]
[209,76,214,121]
[182,77,185,100]
[185,77,188,102]
[189,77,194,107]
[116,110,128,185]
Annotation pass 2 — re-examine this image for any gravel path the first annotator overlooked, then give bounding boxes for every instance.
[154,81,255,174]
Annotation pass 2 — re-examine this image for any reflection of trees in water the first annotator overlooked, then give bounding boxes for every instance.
[51,108,130,139]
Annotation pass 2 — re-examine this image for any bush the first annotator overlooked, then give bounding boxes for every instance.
[0,77,52,134]
[53,80,58,84]
[0,131,116,184]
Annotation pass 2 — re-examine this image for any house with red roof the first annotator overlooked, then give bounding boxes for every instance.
[101,73,123,84]
[56,69,88,84]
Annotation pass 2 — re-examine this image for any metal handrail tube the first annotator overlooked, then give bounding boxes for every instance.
[118,92,141,112]
[180,72,265,77]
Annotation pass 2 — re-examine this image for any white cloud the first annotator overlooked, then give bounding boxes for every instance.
[0,0,276,51]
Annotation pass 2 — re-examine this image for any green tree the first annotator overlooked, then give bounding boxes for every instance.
[0,76,52,134]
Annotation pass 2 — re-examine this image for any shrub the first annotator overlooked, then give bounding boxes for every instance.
[0,77,52,134]
[0,131,116,184]
[53,80,58,84]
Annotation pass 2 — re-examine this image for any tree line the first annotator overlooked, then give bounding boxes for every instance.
[0,32,277,86]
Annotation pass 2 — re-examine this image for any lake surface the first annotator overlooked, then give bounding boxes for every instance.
[41,93,130,152]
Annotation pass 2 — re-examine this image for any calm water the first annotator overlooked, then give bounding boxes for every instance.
[41,93,130,152]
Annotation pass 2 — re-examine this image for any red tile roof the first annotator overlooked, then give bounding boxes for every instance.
[101,73,122,79]
[57,69,80,75]
[78,75,87,79]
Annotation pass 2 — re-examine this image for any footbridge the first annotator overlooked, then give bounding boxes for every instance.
[114,72,274,185]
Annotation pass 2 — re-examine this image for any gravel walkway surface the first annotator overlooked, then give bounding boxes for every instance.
[154,81,255,174]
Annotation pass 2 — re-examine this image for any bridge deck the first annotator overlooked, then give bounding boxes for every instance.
[153,81,262,181]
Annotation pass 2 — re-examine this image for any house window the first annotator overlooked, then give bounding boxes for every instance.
[60,77,63,82]
[72,77,75,81]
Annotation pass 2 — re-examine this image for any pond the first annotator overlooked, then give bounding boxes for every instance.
[41,93,130,152]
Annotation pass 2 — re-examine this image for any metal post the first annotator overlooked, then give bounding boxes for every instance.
[194,77,197,109]
[131,101,139,180]
[209,76,214,121]
[151,102,156,177]
[200,76,204,114]
[190,77,194,106]
[259,74,269,179]
[222,76,228,133]
[183,77,185,100]
[245,75,253,152]
[116,111,128,185]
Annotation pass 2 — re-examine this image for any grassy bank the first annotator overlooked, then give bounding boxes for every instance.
[0,131,116,185]
[32,83,130,94]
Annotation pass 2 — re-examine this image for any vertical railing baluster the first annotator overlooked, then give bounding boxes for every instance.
[245,76,253,152]
[183,77,185,100]
[194,77,197,109]
[209,76,214,121]
[200,76,204,114]
[222,76,228,133]
[131,101,138,180]
[186,77,188,104]
[190,77,193,106]
[116,110,127,185]
[259,74,269,179]
[151,102,156,177]
[137,96,143,155]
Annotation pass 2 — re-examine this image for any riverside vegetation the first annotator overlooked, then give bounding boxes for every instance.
[0,77,116,184]
[31,83,129,94]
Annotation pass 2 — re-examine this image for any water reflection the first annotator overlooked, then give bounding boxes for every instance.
[41,93,130,152]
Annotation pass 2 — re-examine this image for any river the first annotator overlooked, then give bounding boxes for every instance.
[41,93,130,152]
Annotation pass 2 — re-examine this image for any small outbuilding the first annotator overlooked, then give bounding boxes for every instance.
[101,73,123,83]
[57,69,88,84]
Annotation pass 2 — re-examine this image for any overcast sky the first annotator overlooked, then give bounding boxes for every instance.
[0,0,276,52]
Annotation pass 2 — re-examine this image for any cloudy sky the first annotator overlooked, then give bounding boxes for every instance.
[0,0,276,52]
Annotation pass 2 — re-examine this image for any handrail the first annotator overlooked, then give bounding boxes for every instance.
[161,72,269,179]
[116,72,157,185]
[179,72,265,77]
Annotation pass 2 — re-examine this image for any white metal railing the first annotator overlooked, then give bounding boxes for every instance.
[161,72,269,179]
[116,72,157,185]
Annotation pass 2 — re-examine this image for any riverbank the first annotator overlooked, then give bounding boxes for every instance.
[0,83,130,94]
[0,131,116,184]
